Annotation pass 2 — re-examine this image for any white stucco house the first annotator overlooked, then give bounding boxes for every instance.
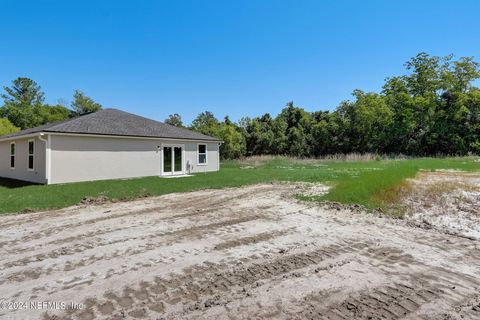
[0,109,222,184]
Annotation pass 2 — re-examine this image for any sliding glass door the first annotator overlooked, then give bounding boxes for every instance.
[174,147,182,173]
[162,145,184,175]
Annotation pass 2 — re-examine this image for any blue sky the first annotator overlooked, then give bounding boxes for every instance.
[1,0,479,124]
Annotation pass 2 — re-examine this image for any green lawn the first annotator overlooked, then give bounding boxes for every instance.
[0,157,479,214]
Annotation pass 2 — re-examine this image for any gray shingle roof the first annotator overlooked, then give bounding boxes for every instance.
[0,109,221,141]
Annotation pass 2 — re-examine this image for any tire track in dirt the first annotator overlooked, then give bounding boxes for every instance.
[285,259,480,320]
[307,280,443,319]
[213,229,292,251]
[0,186,301,302]
[0,203,235,258]
[0,214,268,283]
[411,233,480,267]
[0,185,278,251]
[0,185,231,229]
[53,240,432,319]
[0,205,223,257]
[2,217,302,300]
[0,185,284,261]
[308,273,480,320]
[1,196,301,281]
[52,242,352,319]
[0,184,278,230]
[443,293,480,320]
[1,182,479,320]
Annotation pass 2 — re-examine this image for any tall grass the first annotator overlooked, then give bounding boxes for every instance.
[315,153,407,162]
[238,153,409,166]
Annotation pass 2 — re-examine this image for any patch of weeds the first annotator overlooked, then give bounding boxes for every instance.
[372,180,413,211]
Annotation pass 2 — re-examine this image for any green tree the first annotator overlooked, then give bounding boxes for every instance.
[0,118,20,136]
[164,113,184,127]
[1,77,44,106]
[287,126,310,157]
[464,89,480,153]
[243,114,276,155]
[278,102,314,157]
[349,90,393,152]
[190,111,220,137]
[37,104,72,124]
[217,122,246,159]
[404,52,442,97]
[190,111,246,159]
[311,111,343,155]
[382,77,417,153]
[270,117,288,154]
[440,56,480,93]
[190,111,218,132]
[71,90,102,115]
[0,77,45,129]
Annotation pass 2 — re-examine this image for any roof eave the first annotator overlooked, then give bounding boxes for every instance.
[0,132,43,142]
[0,130,223,143]
[45,131,222,142]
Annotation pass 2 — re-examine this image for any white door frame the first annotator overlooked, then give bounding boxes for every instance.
[161,143,185,176]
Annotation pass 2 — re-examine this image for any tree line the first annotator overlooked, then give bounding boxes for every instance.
[0,78,102,134]
[2,53,480,159]
[168,53,480,159]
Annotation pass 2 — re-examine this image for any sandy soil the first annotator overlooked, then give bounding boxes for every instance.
[403,171,480,240]
[0,182,479,320]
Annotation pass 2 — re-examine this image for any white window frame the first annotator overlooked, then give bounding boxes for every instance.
[28,139,35,171]
[197,143,208,166]
[160,143,185,176]
[10,142,15,169]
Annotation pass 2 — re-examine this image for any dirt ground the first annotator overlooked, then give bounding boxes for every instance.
[0,179,479,320]
[402,171,480,240]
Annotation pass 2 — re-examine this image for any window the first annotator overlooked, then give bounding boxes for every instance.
[28,140,34,171]
[10,142,15,169]
[198,144,207,165]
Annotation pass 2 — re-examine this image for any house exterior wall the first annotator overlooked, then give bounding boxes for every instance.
[0,137,47,184]
[49,134,220,184]
[182,140,220,174]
